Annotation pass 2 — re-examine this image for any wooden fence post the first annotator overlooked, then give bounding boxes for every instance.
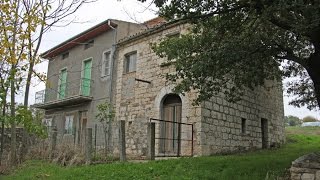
[147,122,155,160]
[86,128,92,164]
[50,126,57,159]
[119,120,126,162]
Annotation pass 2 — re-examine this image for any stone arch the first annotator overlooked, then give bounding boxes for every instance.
[154,85,189,123]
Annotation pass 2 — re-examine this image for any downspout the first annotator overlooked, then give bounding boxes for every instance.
[107,19,117,152]
[107,19,117,107]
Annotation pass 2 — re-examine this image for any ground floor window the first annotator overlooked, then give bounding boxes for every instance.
[65,115,74,134]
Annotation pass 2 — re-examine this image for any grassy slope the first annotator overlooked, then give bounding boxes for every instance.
[3,127,320,180]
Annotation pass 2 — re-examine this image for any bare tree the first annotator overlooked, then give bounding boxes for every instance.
[21,0,98,162]
[0,0,97,165]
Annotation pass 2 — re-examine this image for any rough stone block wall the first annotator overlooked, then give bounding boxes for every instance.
[114,22,285,157]
[115,23,202,157]
[200,81,285,155]
[290,152,320,180]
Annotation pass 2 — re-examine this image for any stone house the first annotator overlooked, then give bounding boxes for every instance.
[115,19,285,156]
[33,19,143,147]
[34,17,285,157]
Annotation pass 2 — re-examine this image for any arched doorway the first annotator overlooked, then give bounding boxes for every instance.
[160,94,182,155]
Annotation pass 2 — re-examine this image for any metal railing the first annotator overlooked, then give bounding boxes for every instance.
[150,118,194,157]
[35,78,93,104]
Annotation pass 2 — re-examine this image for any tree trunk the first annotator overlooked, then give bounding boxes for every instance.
[20,62,34,162]
[103,124,108,156]
[107,120,112,153]
[306,53,320,110]
[10,71,17,166]
[0,103,6,165]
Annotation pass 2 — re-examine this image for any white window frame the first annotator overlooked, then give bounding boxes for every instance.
[65,115,74,135]
[43,118,52,127]
[124,51,137,74]
[102,50,112,77]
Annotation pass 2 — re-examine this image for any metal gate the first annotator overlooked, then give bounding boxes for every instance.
[150,118,193,157]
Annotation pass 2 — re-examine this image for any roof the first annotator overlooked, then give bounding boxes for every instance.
[143,17,166,28]
[41,19,119,59]
[117,19,185,46]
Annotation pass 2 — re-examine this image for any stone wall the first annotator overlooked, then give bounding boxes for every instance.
[290,152,320,180]
[200,80,285,155]
[0,128,27,150]
[114,22,285,157]
[115,23,202,156]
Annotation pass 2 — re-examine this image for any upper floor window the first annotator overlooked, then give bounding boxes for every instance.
[62,52,69,59]
[84,40,94,49]
[102,51,111,76]
[125,52,137,73]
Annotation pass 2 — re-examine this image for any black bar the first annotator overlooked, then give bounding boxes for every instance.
[150,118,193,126]
[191,124,194,157]
[177,123,181,157]
[150,118,194,157]
[155,137,193,141]
[155,155,192,157]
[94,124,97,157]
[135,78,151,84]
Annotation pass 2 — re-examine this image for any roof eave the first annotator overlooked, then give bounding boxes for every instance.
[41,19,118,59]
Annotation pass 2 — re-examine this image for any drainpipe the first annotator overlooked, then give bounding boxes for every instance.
[107,19,117,107]
[106,20,117,152]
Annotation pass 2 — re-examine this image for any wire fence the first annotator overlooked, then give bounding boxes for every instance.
[150,118,194,157]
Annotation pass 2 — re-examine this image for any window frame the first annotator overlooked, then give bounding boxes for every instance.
[102,50,112,77]
[43,118,52,127]
[64,115,74,135]
[81,57,93,96]
[57,67,68,99]
[124,51,137,74]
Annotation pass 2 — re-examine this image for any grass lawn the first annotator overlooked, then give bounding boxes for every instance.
[2,127,320,180]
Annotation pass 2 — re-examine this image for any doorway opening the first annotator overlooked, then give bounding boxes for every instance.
[159,94,182,155]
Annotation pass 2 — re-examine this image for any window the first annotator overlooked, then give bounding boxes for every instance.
[43,118,52,127]
[62,52,69,59]
[241,118,247,134]
[58,68,67,99]
[102,51,111,76]
[65,115,74,134]
[84,40,94,49]
[125,52,137,73]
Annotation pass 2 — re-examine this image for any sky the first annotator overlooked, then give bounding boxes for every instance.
[28,0,319,119]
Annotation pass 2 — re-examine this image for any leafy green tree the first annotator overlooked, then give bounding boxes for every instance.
[140,0,320,110]
[16,107,47,138]
[284,115,301,127]
[302,116,318,123]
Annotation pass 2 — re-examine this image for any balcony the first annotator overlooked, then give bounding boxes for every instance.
[33,78,93,110]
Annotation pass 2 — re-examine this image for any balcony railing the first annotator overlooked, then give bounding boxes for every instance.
[35,78,93,105]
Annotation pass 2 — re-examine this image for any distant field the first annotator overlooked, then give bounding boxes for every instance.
[3,127,320,180]
[285,126,320,136]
